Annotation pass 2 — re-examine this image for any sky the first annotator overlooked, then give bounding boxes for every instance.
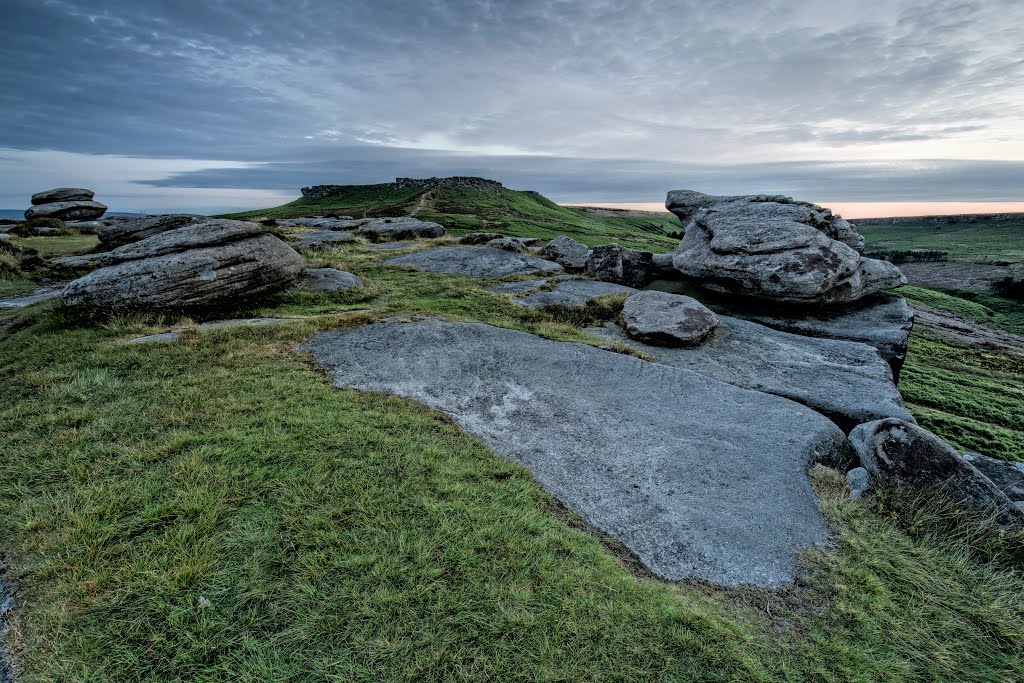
[2,0,1024,215]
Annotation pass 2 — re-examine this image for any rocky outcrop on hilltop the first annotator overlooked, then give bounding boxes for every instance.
[25,187,107,221]
[300,176,504,199]
[667,190,905,305]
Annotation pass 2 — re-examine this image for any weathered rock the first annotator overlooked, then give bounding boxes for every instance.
[292,230,357,250]
[962,452,1024,503]
[354,217,445,242]
[486,236,540,252]
[25,201,107,222]
[667,191,904,305]
[62,221,304,311]
[459,232,504,245]
[51,253,103,273]
[127,317,298,343]
[514,279,636,308]
[64,220,103,233]
[651,252,680,278]
[489,279,548,294]
[850,419,1024,528]
[365,241,418,251]
[622,290,719,346]
[98,214,208,246]
[301,320,847,586]
[293,268,364,293]
[385,246,563,278]
[847,467,871,499]
[540,235,592,271]
[0,287,62,309]
[280,217,361,229]
[590,317,913,432]
[585,243,654,287]
[30,187,94,205]
[647,282,915,381]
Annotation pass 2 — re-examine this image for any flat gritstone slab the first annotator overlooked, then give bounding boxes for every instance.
[301,320,845,587]
[385,246,563,278]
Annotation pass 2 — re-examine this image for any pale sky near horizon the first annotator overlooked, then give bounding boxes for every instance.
[2,0,1024,214]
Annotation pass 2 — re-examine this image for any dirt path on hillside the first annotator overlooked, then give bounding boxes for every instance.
[410,190,435,216]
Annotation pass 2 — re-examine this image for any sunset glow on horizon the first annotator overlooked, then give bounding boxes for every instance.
[569,201,1024,220]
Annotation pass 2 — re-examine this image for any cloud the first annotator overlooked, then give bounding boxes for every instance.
[1,0,1023,205]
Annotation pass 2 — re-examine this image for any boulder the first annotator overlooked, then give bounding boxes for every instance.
[293,268,364,293]
[621,291,719,346]
[667,190,904,305]
[62,219,304,311]
[98,214,208,247]
[459,232,504,245]
[514,279,636,308]
[25,201,107,221]
[486,236,540,252]
[292,230,357,250]
[354,217,445,242]
[962,452,1024,504]
[589,316,913,432]
[585,243,654,288]
[385,246,563,278]
[849,419,1024,528]
[847,467,871,499]
[30,187,94,205]
[301,320,848,586]
[540,235,592,271]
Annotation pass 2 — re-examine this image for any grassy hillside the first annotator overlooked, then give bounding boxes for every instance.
[220,183,682,251]
[3,238,1023,681]
[857,218,1024,263]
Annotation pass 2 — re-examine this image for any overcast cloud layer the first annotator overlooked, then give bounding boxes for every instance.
[2,0,1024,210]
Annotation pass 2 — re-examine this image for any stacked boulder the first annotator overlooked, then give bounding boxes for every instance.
[25,188,107,221]
[62,219,304,312]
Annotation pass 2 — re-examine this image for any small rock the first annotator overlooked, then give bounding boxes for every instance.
[30,187,94,205]
[846,467,871,499]
[622,290,719,346]
[486,236,540,252]
[293,268,364,293]
[489,279,548,294]
[540,235,592,271]
[292,230,357,250]
[585,243,654,288]
[459,232,504,245]
[850,419,1024,528]
[0,287,62,309]
[514,279,636,308]
[197,596,211,609]
[354,217,445,242]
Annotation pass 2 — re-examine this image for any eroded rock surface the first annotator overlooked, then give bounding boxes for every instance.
[540,235,592,271]
[585,244,654,287]
[622,291,719,346]
[667,190,904,305]
[98,214,208,247]
[293,268,364,293]
[385,246,562,278]
[514,279,636,308]
[301,320,847,586]
[292,230,357,250]
[31,187,94,205]
[590,317,913,431]
[25,201,107,222]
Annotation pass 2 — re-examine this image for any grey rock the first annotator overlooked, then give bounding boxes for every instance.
[489,279,548,294]
[354,217,445,242]
[63,225,304,311]
[0,233,10,241]
[0,287,62,309]
[98,214,208,246]
[648,282,914,382]
[294,268,364,293]
[126,331,182,344]
[622,290,719,346]
[962,451,1024,502]
[51,253,103,272]
[31,187,95,205]
[514,279,636,308]
[850,419,1024,528]
[540,235,592,271]
[292,230,357,250]
[301,320,847,586]
[589,317,913,432]
[847,467,872,499]
[651,252,680,278]
[366,241,419,251]
[585,243,654,287]
[486,236,540,252]
[280,217,361,229]
[64,220,103,233]
[459,232,504,245]
[385,246,563,278]
[25,200,107,221]
[667,191,904,305]
[126,317,298,344]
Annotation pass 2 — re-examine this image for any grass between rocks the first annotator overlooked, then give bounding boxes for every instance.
[857,219,1024,263]
[899,285,1024,336]
[2,240,1024,681]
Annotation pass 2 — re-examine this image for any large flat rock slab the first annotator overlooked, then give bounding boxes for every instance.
[590,318,913,432]
[385,246,563,278]
[0,287,62,309]
[301,320,847,586]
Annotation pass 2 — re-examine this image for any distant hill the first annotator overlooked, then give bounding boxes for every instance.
[218,177,682,251]
[857,216,1024,264]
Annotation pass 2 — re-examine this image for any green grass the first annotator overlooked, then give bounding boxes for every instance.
[898,285,1024,336]
[219,184,681,251]
[8,234,100,258]
[857,219,1024,263]
[900,334,1024,461]
[2,241,1024,681]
